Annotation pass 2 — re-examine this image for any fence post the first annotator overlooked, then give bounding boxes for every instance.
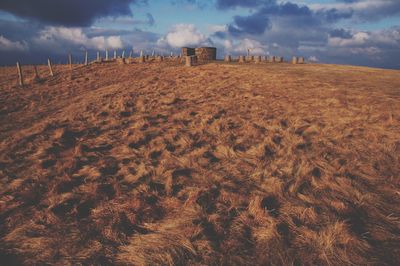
[68,54,72,70]
[114,50,117,59]
[106,49,109,61]
[16,62,24,86]
[85,51,88,66]
[34,65,40,80]
[48,58,54,77]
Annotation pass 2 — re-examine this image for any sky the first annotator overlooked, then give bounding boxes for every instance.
[0,0,399,69]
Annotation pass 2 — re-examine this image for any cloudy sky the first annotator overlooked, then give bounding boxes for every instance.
[0,0,399,69]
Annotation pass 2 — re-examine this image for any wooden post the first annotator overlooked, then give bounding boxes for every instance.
[34,65,40,80]
[16,62,24,86]
[84,51,88,66]
[114,50,117,59]
[48,58,54,77]
[239,55,245,63]
[97,51,100,62]
[292,56,298,64]
[122,50,125,58]
[224,55,231,62]
[106,49,109,61]
[140,50,143,57]
[68,54,72,70]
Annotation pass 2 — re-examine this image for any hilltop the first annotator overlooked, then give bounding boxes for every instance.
[0,61,399,265]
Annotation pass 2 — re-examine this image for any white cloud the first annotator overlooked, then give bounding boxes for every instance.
[309,0,400,21]
[349,46,381,56]
[0,35,28,51]
[35,27,123,50]
[228,38,268,55]
[157,24,209,48]
[308,56,319,62]
[208,24,228,34]
[328,32,370,47]
[223,39,233,50]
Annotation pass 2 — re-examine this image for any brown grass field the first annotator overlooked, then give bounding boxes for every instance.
[0,59,399,265]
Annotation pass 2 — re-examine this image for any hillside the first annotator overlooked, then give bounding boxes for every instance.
[0,60,400,265]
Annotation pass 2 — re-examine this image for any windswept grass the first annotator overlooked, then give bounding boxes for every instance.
[0,61,399,265]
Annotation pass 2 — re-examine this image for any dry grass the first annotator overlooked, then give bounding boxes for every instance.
[0,59,399,265]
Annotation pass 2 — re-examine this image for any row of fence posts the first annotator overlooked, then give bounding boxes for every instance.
[16,58,55,86]
[15,49,120,87]
[15,50,307,85]
[222,55,305,64]
[14,49,171,86]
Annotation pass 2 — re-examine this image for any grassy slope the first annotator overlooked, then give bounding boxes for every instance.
[0,61,399,265]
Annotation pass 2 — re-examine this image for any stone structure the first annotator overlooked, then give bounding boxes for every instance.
[185,55,198,67]
[181,47,217,61]
[182,47,195,57]
[195,47,217,61]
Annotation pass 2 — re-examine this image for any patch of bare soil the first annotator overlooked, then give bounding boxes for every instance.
[0,60,399,265]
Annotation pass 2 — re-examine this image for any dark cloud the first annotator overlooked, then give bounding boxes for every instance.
[329,28,353,39]
[216,0,271,9]
[320,0,400,22]
[225,1,356,36]
[229,13,271,35]
[226,1,317,36]
[316,8,353,23]
[212,31,228,39]
[0,0,147,27]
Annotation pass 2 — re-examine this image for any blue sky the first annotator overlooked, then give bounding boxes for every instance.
[0,0,400,69]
